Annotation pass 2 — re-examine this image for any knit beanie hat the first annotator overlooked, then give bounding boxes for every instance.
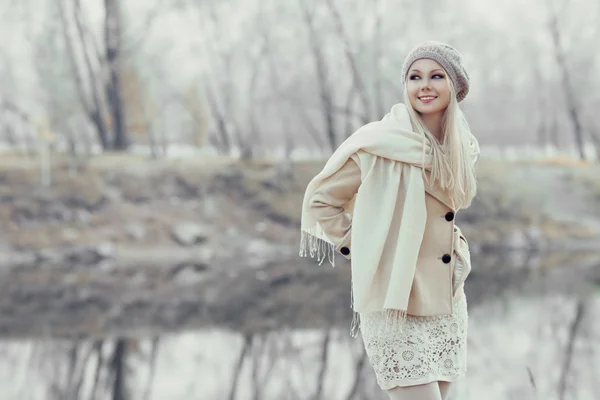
[401,41,470,102]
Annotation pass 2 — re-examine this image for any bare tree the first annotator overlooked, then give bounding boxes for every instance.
[587,125,600,161]
[58,0,110,149]
[299,0,338,152]
[245,33,267,158]
[371,0,390,119]
[110,338,129,400]
[205,86,233,154]
[56,0,133,151]
[253,1,293,159]
[142,337,160,400]
[0,98,37,154]
[90,340,106,399]
[313,329,331,400]
[189,0,257,156]
[558,300,585,399]
[228,334,253,400]
[547,0,586,160]
[531,49,552,149]
[104,0,128,150]
[323,0,371,125]
[254,1,331,160]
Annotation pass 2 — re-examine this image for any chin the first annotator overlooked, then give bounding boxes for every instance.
[413,105,440,115]
[419,106,446,115]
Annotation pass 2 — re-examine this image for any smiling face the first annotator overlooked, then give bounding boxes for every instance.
[406,59,451,116]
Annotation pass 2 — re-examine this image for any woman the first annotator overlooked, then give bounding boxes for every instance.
[300,41,479,399]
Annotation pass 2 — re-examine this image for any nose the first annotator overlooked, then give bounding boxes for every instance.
[420,79,432,91]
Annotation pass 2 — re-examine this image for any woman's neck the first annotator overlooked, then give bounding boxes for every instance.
[422,112,444,142]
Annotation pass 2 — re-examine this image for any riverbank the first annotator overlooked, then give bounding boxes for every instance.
[0,153,598,268]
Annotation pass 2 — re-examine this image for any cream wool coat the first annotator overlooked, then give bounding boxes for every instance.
[309,151,472,317]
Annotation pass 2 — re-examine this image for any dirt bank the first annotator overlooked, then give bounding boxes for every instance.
[0,153,598,263]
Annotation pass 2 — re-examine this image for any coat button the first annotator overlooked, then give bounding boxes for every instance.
[442,254,451,264]
[445,212,455,221]
[340,247,350,256]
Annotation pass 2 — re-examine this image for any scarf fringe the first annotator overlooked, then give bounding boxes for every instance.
[299,229,336,267]
[300,229,418,339]
[350,311,361,337]
[356,308,409,338]
[383,309,408,333]
[350,284,359,337]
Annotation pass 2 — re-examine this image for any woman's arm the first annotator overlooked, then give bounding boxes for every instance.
[308,156,361,260]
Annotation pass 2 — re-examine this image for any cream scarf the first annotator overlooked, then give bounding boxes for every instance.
[300,103,477,332]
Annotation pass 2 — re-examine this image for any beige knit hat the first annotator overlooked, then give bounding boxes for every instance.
[401,41,470,102]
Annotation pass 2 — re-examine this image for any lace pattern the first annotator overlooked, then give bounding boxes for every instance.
[360,295,468,390]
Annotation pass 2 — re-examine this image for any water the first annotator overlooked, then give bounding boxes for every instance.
[0,250,599,400]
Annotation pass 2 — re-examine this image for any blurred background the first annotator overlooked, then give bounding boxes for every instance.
[0,0,599,399]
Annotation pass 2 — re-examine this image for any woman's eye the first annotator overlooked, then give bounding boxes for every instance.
[410,75,420,80]
[432,74,444,79]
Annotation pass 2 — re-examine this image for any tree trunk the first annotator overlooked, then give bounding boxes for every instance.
[90,340,104,400]
[1,100,27,146]
[256,4,294,159]
[59,0,110,150]
[111,338,128,400]
[205,86,232,154]
[245,22,271,159]
[558,301,585,399]
[139,88,159,158]
[142,337,160,400]
[222,54,251,159]
[228,335,252,400]
[587,126,600,162]
[313,330,331,400]
[371,0,388,118]
[532,63,548,148]
[548,8,586,160]
[549,109,560,149]
[299,1,337,153]
[324,0,371,124]
[105,0,128,150]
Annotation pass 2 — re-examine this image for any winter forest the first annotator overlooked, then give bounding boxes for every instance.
[2,0,600,158]
[1,0,600,400]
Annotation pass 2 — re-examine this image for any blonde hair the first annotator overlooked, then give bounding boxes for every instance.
[402,77,477,209]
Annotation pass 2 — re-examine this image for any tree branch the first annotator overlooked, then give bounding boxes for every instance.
[558,300,585,399]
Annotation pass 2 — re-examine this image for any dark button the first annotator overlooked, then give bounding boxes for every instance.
[442,254,451,264]
[340,247,350,256]
[445,212,455,222]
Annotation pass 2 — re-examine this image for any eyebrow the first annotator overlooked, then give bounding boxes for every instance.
[409,69,444,73]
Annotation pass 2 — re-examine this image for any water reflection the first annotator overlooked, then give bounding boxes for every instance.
[0,250,599,400]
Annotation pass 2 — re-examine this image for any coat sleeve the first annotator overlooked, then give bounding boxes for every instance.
[308,155,361,260]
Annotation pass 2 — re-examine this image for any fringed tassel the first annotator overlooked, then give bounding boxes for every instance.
[301,228,362,335]
[383,309,408,334]
[299,229,336,267]
[350,311,361,338]
[358,308,409,338]
[349,279,359,337]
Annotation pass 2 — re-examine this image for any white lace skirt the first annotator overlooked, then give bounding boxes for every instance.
[360,294,468,390]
